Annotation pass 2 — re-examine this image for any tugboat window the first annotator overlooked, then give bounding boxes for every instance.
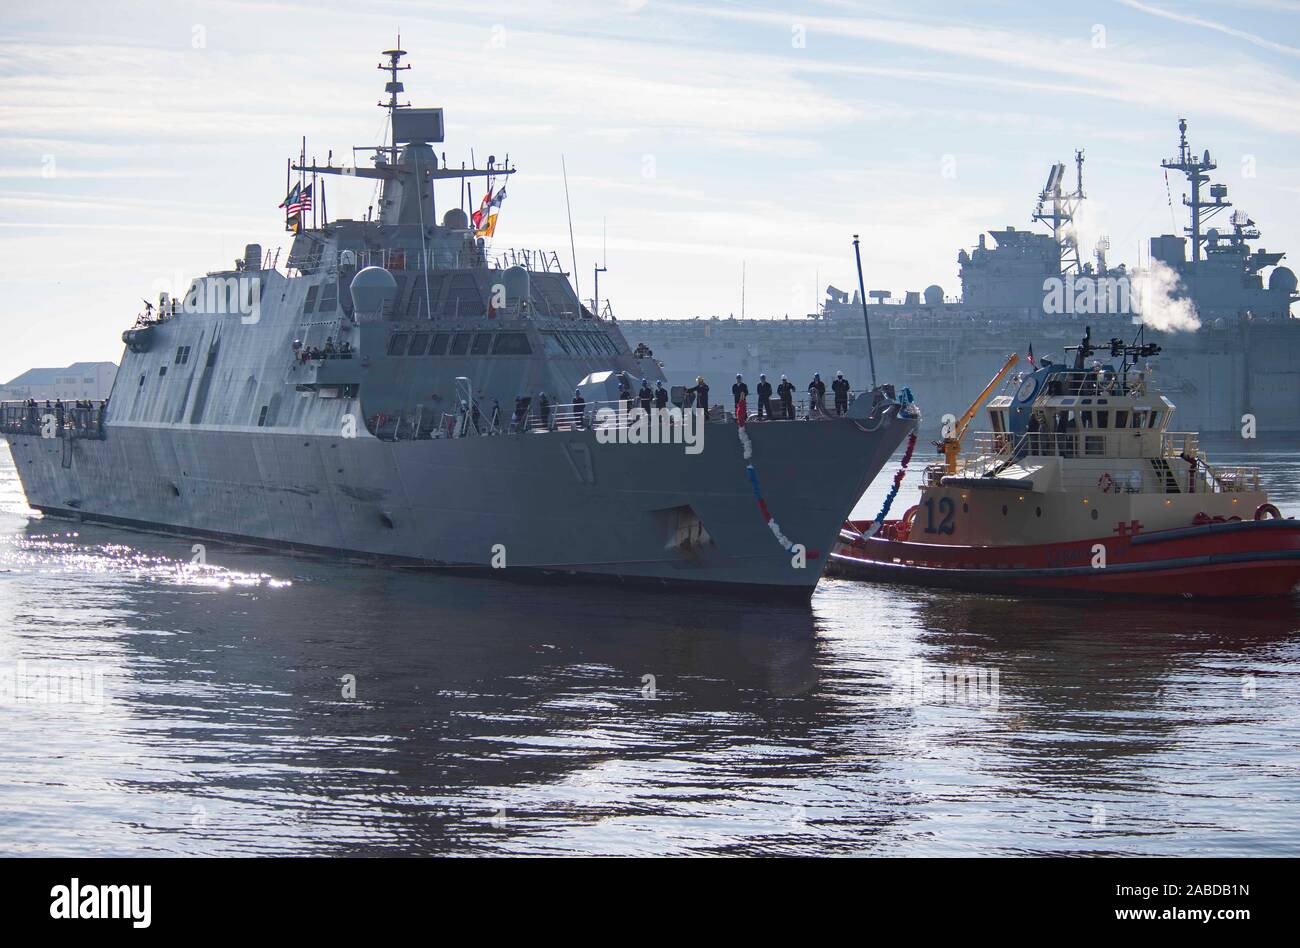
[387,333,410,356]
[449,333,471,355]
[1115,410,1129,428]
[1096,411,1109,429]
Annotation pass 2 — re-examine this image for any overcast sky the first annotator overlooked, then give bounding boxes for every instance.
[2,0,1298,382]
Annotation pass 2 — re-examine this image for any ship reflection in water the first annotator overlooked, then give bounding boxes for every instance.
[2,441,1299,856]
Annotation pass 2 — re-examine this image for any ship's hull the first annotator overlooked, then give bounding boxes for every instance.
[3,412,913,600]
[827,516,1300,598]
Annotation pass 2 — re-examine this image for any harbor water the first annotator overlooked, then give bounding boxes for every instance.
[2,438,1298,856]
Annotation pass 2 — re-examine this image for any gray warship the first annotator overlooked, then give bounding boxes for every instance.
[0,48,916,600]
[624,120,1300,436]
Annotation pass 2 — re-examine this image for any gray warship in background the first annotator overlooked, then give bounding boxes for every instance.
[0,48,916,600]
[624,120,1299,435]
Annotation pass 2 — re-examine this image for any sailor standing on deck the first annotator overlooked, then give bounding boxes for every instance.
[832,371,851,415]
[756,374,773,420]
[732,374,749,412]
[688,376,710,413]
[572,389,586,428]
[807,373,826,415]
[638,378,653,413]
[777,375,795,420]
[654,380,668,410]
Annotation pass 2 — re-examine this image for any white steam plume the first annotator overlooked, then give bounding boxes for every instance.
[1132,259,1201,332]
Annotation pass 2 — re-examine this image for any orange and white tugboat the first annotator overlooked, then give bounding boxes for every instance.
[829,329,1300,598]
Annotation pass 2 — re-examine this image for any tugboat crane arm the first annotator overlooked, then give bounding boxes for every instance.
[939,352,1019,474]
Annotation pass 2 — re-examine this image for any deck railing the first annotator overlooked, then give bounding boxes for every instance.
[0,401,108,440]
[363,393,877,442]
[943,428,1260,494]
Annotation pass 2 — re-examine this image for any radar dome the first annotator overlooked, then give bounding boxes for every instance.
[1269,266,1297,296]
[443,207,469,230]
[349,266,398,320]
[923,284,944,307]
[499,265,530,305]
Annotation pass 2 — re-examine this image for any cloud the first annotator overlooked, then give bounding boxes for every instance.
[1116,0,1300,57]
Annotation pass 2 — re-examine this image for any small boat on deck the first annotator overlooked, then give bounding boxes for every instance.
[829,329,1300,598]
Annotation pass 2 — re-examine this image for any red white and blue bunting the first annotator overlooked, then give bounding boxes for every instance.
[736,408,796,552]
[862,430,918,538]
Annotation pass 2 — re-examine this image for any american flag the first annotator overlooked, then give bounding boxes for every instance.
[287,183,313,215]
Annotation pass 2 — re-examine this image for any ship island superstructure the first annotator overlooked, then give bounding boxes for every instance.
[623,121,1300,436]
[0,48,917,599]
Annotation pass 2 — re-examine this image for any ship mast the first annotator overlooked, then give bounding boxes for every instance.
[1161,118,1231,269]
[1032,150,1085,274]
[379,41,411,166]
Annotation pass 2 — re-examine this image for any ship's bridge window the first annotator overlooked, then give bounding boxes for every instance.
[449,333,471,356]
[1095,411,1109,429]
[471,333,493,355]
[428,333,450,356]
[407,332,431,356]
[446,273,485,317]
[1132,409,1148,428]
[492,332,532,355]
[1115,410,1129,428]
[1080,410,1092,429]
[387,332,410,356]
[542,333,567,355]
[318,281,339,313]
[1148,410,1161,429]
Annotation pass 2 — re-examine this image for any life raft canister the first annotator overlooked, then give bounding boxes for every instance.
[1255,502,1282,521]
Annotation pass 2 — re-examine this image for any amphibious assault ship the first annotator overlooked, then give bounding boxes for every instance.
[0,48,916,600]
[624,121,1300,436]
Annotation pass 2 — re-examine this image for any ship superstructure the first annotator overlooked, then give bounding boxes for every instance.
[0,48,917,599]
[624,121,1300,435]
